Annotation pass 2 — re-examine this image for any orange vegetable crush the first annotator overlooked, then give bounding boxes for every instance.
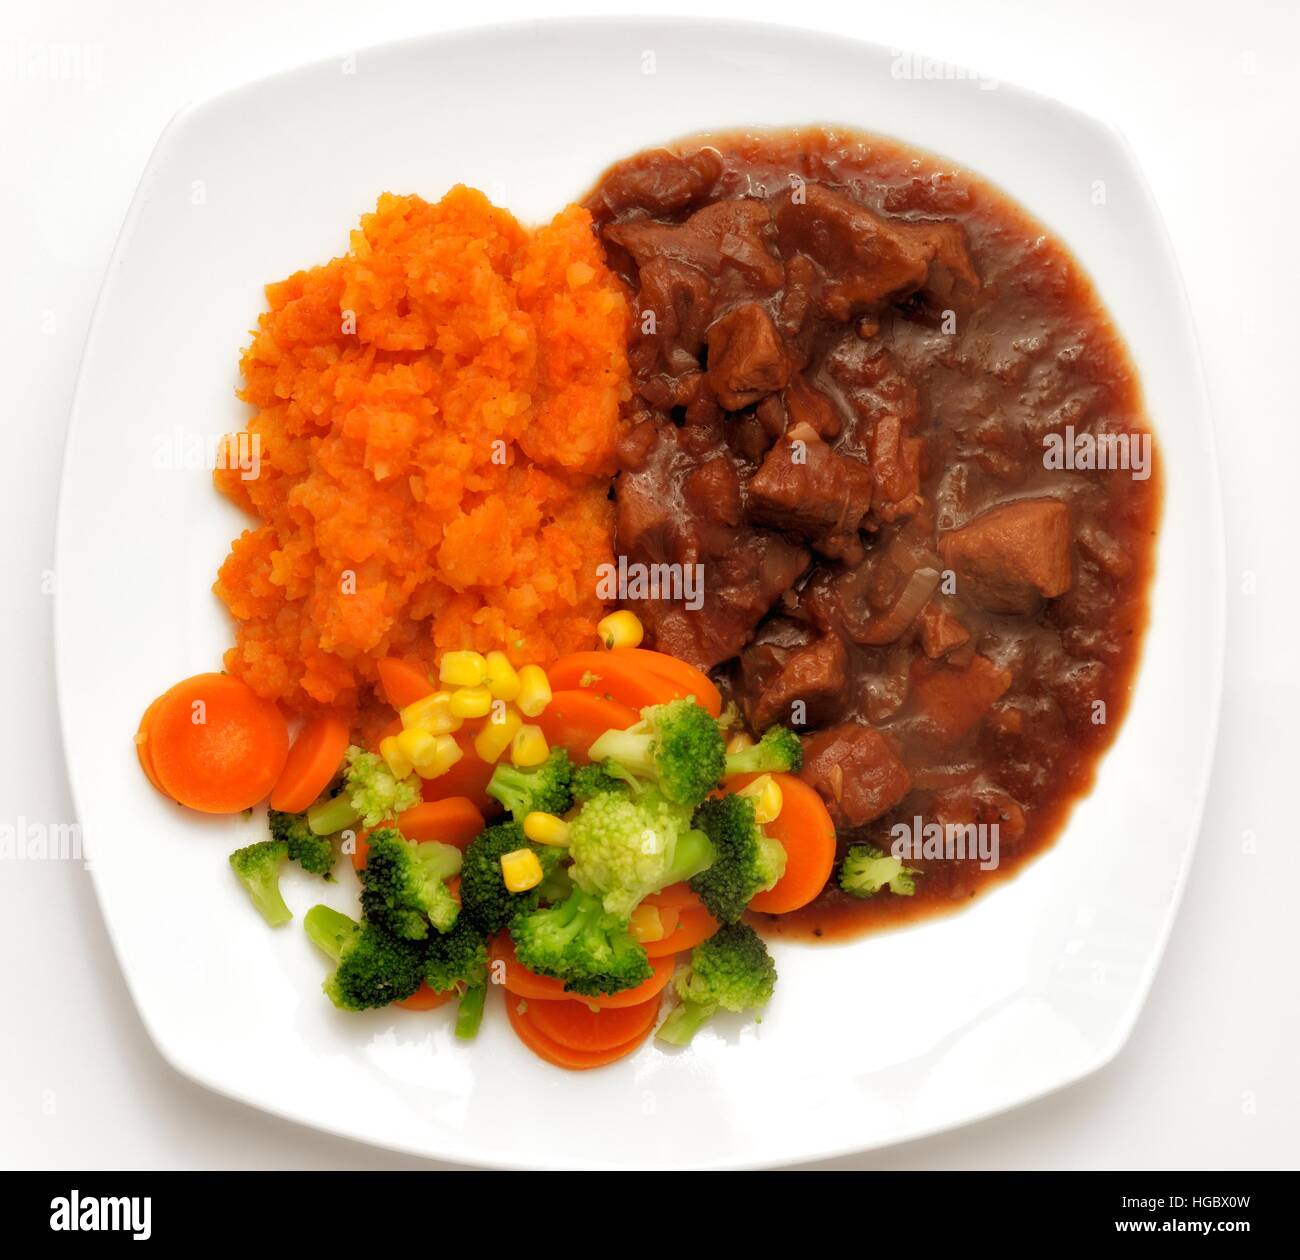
[213,187,631,724]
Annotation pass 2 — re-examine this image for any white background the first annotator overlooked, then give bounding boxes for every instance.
[1,0,1295,1170]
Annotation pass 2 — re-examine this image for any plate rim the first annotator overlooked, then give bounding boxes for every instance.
[53,14,1226,1169]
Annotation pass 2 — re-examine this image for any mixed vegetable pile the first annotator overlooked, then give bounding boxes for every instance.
[136,612,916,1069]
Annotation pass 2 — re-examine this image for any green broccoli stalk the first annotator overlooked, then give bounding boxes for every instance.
[839,844,919,897]
[567,786,716,919]
[656,922,777,1045]
[306,745,421,834]
[723,725,804,778]
[689,793,787,923]
[359,828,462,939]
[423,916,490,1040]
[509,887,652,997]
[228,840,292,927]
[268,808,336,876]
[570,760,631,804]
[302,904,425,1010]
[587,697,726,806]
[486,747,574,819]
[459,822,561,935]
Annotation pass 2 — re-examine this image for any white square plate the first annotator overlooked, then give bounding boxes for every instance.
[55,18,1223,1168]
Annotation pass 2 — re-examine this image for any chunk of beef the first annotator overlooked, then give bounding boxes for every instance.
[747,429,873,539]
[869,413,923,521]
[682,455,742,526]
[706,303,789,409]
[592,148,722,219]
[909,654,1012,744]
[740,633,848,730]
[938,498,1073,615]
[917,602,970,659]
[772,186,975,319]
[605,199,782,290]
[634,255,717,372]
[642,530,810,671]
[799,722,912,827]
[782,374,842,440]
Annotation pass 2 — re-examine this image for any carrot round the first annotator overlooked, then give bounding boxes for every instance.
[535,690,638,763]
[505,995,655,1070]
[395,983,457,1012]
[134,693,168,795]
[733,771,837,914]
[420,724,497,813]
[376,658,435,710]
[270,715,349,813]
[526,991,663,1052]
[580,953,676,1009]
[547,652,683,712]
[147,673,289,814]
[644,907,719,957]
[644,883,705,911]
[488,934,675,1008]
[609,649,723,717]
[395,798,485,846]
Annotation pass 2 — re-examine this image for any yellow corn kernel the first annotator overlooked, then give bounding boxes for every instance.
[449,686,492,719]
[474,705,522,763]
[397,727,438,771]
[484,651,521,702]
[400,690,462,735]
[511,724,549,768]
[516,664,552,717]
[380,735,413,781]
[413,734,463,780]
[726,731,755,755]
[738,773,783,825]
[630,904,664,943]
[439,650,488,688]
[597,609,644,650]
[500,848,544,893]
[523,811,570,847]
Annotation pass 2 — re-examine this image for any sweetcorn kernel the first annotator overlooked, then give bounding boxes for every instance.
[400,690,461,735]
[380,735,413,780]
[439,651,488,688]
[511,724,549,767]
[738,773,783,824]
[474,705,523,763]
[630,904,664,943]
[597,609,644,650]
[523,812,570,846]
[485,651,521,702]
[449,686,493,719]
[500,848,544,893]
[516,664,552,717]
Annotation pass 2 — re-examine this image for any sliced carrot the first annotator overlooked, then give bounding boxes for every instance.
[394,798,485,846]
[535,690,638,763]
[505,995,656,1070]
[547,652,683,712]
[527,991,663,1052]
[608,648,723,717]
[147,673,289,814]
[395,983,456,1012]
[270,715,349,813]
[644,907,719,957]
[420,723,498,813]
[376,658,435,710]
[733,771,837,914]
[134,693,168,795]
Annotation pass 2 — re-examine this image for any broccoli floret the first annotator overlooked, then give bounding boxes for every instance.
[568,787,716,918]
[723,725,804,778]
[570,761,631,804]
[587,697,725,806]
[454,983,488,1040]
[486,747,574,819]
[359,827,462,939]
[689,793,787,923]
[459,822,560,934]
[303,904,424,1010]
[423,916,488,993]
[510,887,652,997]
[228,840,292,926]
[839,844,919,897]
[306,745,422,833]
[656,922,777,1045]
[268,808,336,876]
